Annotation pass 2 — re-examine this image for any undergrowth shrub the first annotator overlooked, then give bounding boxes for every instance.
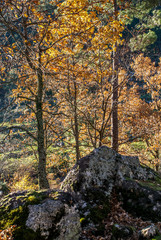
[9,173,38,192]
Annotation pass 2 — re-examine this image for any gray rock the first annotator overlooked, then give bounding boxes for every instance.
[116,154,155,181]
[61,146,155,195]
[61,146,117,195]
[55,205,80,240]
[26,199,80,240]
[140,224,158,239]
[26,199,65,238]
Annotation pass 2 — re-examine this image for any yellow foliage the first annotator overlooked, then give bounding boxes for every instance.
[10,174,38,192]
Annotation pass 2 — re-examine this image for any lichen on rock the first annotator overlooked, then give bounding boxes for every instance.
[26,199,65,239]
[61,146,155,196]
[61,146,117,195]
[26,199,80,240]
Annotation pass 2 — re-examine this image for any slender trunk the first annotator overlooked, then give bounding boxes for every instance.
[111,0,119,152]
[73,81,80,162]
[94,110,97,148]
[99,132,103,147]
[74,111,80,162]
[36,67,49,189]
[156,149,159,172]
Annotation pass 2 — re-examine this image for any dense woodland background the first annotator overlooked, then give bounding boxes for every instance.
[0,0,161,190]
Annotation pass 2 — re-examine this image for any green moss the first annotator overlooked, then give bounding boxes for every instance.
[137,176,161,191]
[26,191,47,204]
[0,191,48,240]
[16,196,25,200]
[13,227,43,240]
[27,195,38,203]
[26,194,44,204]
[0,189,68,239]
[0,203,42,240]
[125,174,161,191]
[50,191,60,200]
[154,176,161,185]
[90,202,109,223]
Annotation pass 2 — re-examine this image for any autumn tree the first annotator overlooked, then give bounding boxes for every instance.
[105,0,161,152]
[0,0,61,189]
[41,0,125,163]
[123,54,161,169]
[48,0,96,162]
[0,0,98,188]
[110,0,119,151]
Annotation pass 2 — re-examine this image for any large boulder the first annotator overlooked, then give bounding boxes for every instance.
[61,146,155,195]
[1,146,161,240]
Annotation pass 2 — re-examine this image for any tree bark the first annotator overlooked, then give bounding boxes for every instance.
[111,0,119,152]
[73,81,80,163]
[36,66,49,189]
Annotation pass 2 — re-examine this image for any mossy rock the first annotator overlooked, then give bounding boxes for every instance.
[0,190,75,240]
[0,190,48,240]
[0,203,43,240]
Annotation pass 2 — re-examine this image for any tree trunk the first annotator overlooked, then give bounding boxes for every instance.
[155,149,159,172]
[111,0,119,152]
[73,81,80,163]
[36,66,49,189]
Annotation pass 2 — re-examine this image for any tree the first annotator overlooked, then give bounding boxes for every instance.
[111,0,119,151]
[0,0,95,188]
[0,0,59,189]
[50,0,124,157]
[109,0,161,152]
[128,54,161,169]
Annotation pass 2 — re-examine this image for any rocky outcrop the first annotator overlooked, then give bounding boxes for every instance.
[61,146,155,194]
[0,146,161,240]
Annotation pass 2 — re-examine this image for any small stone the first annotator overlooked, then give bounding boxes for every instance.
[140,224,157,239]
[82,202,87,209]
